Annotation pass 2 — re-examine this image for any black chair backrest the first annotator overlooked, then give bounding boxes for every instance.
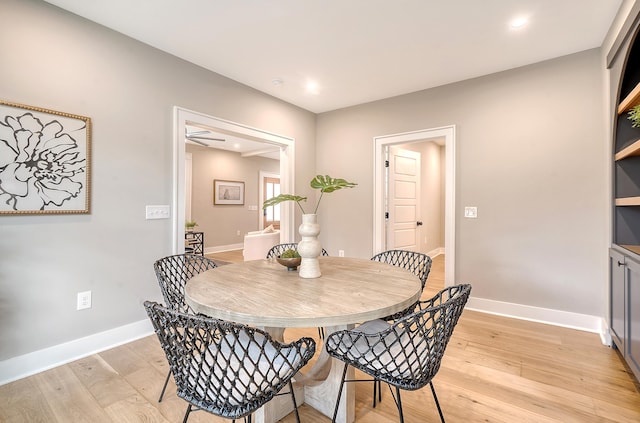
[371,249,432,290]
[326,284,471,390]
[144,301,315,420]
[381,284,470,388]
[153,254,217,312]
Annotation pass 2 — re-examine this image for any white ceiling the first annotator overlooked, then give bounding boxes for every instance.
[185,124,281,160]
[44,0,623,114]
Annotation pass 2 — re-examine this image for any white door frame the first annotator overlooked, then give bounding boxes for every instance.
[373,125,456,287]
[173,106,295,253]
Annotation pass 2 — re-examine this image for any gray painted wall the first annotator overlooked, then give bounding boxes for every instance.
[0,0,316,360]
[316,49,607,317]
[187,145,279,248]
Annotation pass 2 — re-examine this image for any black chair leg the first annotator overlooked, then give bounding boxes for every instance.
[158,370,171,402]
[372,379,382,407]
[182,404,192,423]
[332,363,349,423]
[289,380,301,423]
[430,381,445,423]
[373,379,377,408]
[395,386,404,423]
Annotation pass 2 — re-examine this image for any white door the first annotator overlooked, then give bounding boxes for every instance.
[387,147,421,251]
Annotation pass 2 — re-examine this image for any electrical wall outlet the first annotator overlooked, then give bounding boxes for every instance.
[464,206,478,218]
[338,249,345,257]
[77,291,92,310]
[236,230,241,236]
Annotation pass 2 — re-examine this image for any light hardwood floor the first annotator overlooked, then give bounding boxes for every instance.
[1,252,639,422]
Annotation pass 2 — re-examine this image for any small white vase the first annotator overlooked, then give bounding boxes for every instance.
[297,214,322,278]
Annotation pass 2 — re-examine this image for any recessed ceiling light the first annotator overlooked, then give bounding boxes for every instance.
[272,78,283,86]
[510,16,529,29]
[233,143,241,149]
[306,80,319,95]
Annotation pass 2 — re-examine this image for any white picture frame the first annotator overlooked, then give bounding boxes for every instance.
[214,179,244,205]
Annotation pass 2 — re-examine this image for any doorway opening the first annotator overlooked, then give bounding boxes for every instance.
[173,107,295,253]
[260,172,280,230]
[373,125,456,286]
[386,146,422,252]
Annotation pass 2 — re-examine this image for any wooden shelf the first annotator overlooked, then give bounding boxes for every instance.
[616,197,640,206]
[618,82,640,114]
[184,231,204,255]
[621,244,640,255]
[616,138,640,160]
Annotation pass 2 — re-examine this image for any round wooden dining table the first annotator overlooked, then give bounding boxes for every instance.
[185,256,422,423]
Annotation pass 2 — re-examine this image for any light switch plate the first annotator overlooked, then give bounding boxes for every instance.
[464,206,478,218]
[146,205,170,220]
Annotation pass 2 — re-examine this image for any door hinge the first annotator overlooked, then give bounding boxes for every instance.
[385,160,389,167]
[385,212,389,219]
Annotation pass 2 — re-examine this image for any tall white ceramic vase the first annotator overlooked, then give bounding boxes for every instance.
[297,214,322,278]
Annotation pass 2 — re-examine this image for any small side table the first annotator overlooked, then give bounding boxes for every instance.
[185,231,204,255]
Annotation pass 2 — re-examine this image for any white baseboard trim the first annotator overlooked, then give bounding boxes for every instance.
[0,318,154,386]
[467,296,609,344]
[599,320,613,346]
[426,247,445,258]
[205,243,244,254]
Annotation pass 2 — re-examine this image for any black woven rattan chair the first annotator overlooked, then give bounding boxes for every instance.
[153,254,218,401]
[325,284,471,423]
[266,242,329,259]
[145,301,316,423]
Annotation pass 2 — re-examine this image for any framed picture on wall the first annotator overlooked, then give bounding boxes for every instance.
[0,100,91,215]
[214,179,244,205]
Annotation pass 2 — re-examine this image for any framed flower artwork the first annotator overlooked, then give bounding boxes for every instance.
[0,100,91,215]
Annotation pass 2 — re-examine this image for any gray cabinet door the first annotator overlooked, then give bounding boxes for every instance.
[626,255,640,381]
[611,248,626,352]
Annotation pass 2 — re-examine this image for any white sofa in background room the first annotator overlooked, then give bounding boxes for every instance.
[242,227,280,261]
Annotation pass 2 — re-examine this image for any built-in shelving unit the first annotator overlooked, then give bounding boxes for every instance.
[614,49,640,249]
[611,19,640,383]
[185,231,204,255]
